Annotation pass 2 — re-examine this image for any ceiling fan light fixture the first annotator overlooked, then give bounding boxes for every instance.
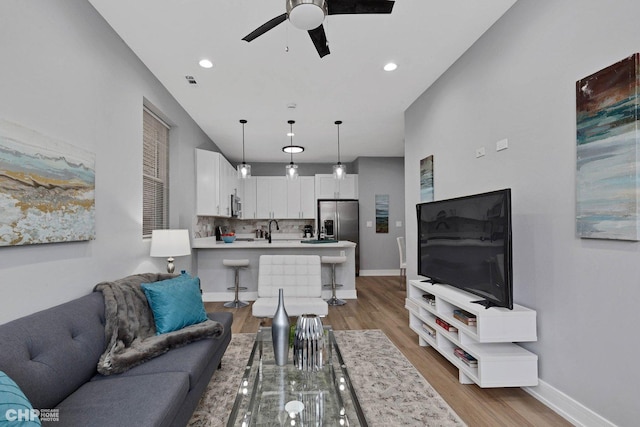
[287,0,327,30]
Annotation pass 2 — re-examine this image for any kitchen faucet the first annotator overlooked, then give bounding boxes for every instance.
[267,219,279,244]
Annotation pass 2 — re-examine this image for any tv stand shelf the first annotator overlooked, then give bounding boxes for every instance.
[405,279,538,388]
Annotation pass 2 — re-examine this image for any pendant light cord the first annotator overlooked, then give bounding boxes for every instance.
[240,119,247,164]
[335,120,342,164]
[289,120,295,164]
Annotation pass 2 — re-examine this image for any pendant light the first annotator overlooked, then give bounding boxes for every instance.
[333,120,346,180]
[285,120,299,180]
[237,119,251,179]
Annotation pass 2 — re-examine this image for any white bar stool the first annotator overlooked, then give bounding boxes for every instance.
[321,255,347,306]
[223,259,250,308]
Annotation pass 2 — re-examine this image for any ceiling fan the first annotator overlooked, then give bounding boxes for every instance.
[242,0,395,58]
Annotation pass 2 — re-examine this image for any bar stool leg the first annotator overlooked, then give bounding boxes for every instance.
[224,266,249,308]
[327,263,346,306]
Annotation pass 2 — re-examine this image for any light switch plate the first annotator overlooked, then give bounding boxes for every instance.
[476,147,486,158]
[496,138,508,151]
[396,221,403,227]
[366,221,373,228]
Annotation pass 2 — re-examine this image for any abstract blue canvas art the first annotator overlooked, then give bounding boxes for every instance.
[576,53,640,241]
[0,120,95,246]
[375,194,389,233]
[420,155,434,202]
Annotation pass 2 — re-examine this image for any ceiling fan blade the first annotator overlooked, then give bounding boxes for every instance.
[327,0,394,15]
[308,25,330,58]
[242,13,288,42]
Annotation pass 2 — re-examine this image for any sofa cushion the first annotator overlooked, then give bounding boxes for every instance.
[0,293,106,410]
[0,371,41,426]
[47,372,189,427]
[141,274,208,335]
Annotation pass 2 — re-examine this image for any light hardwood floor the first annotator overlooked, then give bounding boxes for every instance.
[204,276,571,427]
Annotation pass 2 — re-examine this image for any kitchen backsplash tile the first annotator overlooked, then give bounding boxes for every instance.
[193,216,314,239]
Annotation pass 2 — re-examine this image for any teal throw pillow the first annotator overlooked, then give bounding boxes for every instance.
[142,273,208,335]
[0,371,41,426]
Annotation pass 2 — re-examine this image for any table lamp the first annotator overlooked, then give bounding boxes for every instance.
[150,229,191,273]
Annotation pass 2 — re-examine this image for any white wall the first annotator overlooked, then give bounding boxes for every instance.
[0,0,217,324]
[405,1,640,425]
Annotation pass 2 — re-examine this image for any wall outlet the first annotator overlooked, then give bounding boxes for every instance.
[475,147,486,158]
[340,250,345,256]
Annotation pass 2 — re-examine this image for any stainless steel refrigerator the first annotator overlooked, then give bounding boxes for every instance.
[317,199,360,275]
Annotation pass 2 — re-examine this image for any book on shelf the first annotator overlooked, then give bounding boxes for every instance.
[435,317,457,332]
[421,323,436,338]
[454,348,478,367]
[453,309,477,325]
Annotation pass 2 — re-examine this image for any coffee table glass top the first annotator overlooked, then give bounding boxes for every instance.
[227,326,367,426]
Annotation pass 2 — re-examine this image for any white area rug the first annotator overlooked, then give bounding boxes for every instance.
[188,329,466,426]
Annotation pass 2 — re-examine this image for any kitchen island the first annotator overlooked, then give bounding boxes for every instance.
[193,237,358,303]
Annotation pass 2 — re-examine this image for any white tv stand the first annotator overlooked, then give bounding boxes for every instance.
[405,279,538,387]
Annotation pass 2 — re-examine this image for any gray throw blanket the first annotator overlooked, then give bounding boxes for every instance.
[94,273,224,375]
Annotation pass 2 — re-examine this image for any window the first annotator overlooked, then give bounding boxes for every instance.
[143,108,170,237]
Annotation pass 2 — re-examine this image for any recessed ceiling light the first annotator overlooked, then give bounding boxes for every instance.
[384,62,398,72]
[199,59,213,69]
[282,145,304,154]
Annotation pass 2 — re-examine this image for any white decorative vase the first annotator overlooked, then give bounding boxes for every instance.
[272,288,290,366]
[293,314,325,371]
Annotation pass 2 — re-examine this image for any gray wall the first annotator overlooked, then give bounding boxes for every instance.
[0,0,218,324]
[405,1,639,425]
[354,157,405,272]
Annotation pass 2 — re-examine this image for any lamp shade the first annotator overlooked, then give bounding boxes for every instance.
[150,229,191,257]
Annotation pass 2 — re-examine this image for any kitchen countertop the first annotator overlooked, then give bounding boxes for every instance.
[192,237,357,249]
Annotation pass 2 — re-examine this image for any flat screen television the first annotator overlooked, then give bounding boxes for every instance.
[416,188,513,309]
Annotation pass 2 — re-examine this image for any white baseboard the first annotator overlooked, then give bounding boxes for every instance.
[523,380,615,427]
[359,269,402,276]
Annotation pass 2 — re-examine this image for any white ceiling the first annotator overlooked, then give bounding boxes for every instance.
[88,0,516,164]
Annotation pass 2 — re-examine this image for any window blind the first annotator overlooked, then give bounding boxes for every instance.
[143,108,170,237]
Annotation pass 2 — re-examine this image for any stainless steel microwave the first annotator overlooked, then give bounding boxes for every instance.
[230,194,241,217]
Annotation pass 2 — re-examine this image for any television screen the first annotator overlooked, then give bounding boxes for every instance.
[416,188,513,309]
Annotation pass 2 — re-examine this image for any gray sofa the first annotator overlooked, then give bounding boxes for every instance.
[0,288,232,427]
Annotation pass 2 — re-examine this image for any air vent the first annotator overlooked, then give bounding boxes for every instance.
[185,75,198,85]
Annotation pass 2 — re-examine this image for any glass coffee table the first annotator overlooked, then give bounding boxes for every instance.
[227,326,367,426]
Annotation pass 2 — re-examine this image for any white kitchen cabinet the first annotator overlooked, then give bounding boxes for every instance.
[256,177,287,219]
[315,174,358,199]
[287,177,315,218]
[195,149,219,216]
[239,177,257,219]
[195,148,236,217]
[220,160,238,217]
